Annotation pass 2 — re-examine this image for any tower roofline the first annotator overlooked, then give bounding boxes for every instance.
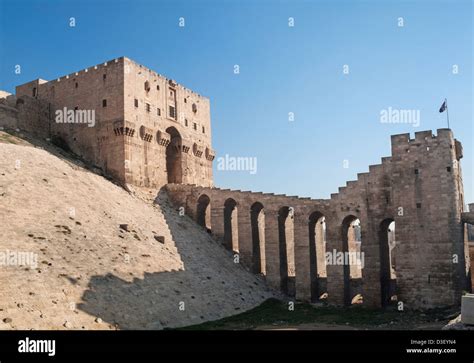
[26,56,209,100]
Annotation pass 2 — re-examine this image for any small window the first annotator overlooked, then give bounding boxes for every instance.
[156,85,160,91]
[447,167,451,172]
[134,99,138,108]
[144,81,150,92]
[74,106,78,111]
[416,203,422,209]
[32,87,37,97]
[157,108,161,116]
[202,126,205,133]
[414,169,419,175]
[169,106,176,119]
[75,82,78,88]
[146,103,151,112]
[184,119,188,126]
[102,99,107,107]
[184,98,187,103]
[193,122,197,130]
[103,74,106,80]
[192,103,197,113]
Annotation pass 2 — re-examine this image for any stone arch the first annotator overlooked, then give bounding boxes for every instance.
[165,126,182,184]
[196,194,211,231]
[278,206,295,297]
[250,202,265,275]
[379,218,397,307]
[342,215,363,306]
[309,211,327,302]
[224,198,239,252]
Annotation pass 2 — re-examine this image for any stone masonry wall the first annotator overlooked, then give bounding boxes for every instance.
[14,59,126,181]
[165,129,470,309]
[122,58,214,188]
[6,57,215,189]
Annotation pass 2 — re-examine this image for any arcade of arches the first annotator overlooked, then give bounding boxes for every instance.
[166,185,406,308]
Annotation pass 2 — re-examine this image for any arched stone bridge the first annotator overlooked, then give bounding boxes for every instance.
[164,129,471,309]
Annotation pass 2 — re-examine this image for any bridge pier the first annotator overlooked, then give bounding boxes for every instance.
[325,222,345,306]
[264,208,281,291]
[210,204,225,243]
[294,212,311,302]
[237,202,252,269]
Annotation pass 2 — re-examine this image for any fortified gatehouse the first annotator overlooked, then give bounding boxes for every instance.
[7,57,215,189]
[0,58,471,309]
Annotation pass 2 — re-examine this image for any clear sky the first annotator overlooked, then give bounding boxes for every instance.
[1,0,472,202]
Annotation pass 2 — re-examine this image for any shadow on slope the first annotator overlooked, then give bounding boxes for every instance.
[77,189,274,329]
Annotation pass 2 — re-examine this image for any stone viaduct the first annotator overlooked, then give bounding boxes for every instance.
[166,129,471,309]
[1,58,470,310]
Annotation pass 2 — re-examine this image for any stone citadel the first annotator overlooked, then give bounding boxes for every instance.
[1,57,214,189]
[0,57,472,309]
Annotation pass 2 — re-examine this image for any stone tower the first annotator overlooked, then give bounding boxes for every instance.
[389,129,468,307]
[13,57,215,189]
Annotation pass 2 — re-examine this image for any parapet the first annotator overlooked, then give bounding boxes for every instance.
[391,128,454,156]
[54,57,124,83]
[123,57,209,100]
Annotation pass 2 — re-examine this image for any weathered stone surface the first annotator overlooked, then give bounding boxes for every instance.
[3,57,214,190]
[461,294,474,325]
[0,57,471,318]
[166,129,471,310]
[443,314,474,330]
[0,141,275,330]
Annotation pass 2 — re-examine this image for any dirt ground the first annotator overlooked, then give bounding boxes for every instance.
[0,130,275,330]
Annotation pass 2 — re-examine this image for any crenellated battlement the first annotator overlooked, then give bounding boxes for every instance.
[391,128,455,156]
[123,57,208,99]
[53,57,124,83]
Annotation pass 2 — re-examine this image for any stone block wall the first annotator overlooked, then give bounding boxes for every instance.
[122,58,213,188]
[4,57,215,189]
[0,91,19,129]
[165,129,470,310]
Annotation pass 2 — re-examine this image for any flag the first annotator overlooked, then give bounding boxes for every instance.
[439,100,447,113]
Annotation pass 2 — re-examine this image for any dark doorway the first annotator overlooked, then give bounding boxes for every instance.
[166,127,182,184]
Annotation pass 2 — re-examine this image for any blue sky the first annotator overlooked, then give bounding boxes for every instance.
[1,0,472,202]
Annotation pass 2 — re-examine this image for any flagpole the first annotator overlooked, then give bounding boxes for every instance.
[445,98,450,129]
